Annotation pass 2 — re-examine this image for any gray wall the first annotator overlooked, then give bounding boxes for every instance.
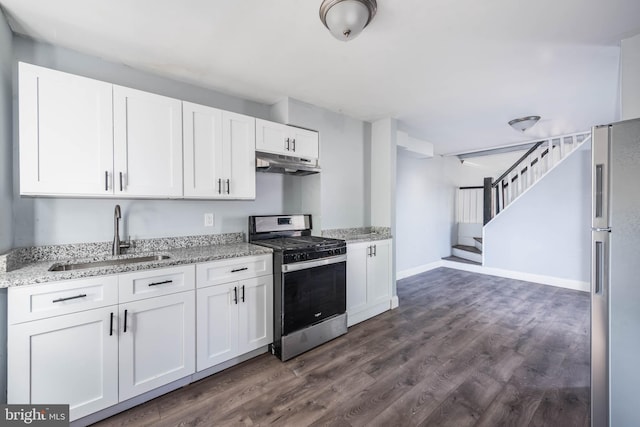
[0,12,12,253]
[283,98,370,230]
[0,8,11,404]
[483,141,592,281]
[11,36,291,246]
[621,34,640,120]
[395,151,458,273]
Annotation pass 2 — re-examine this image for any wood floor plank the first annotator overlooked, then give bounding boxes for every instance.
[91,267,590,427]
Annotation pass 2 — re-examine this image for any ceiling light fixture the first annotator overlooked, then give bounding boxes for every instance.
[508,115,541,132]
[319,0,377,41]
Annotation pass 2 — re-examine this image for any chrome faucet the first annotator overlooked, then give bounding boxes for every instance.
[112,204,131,255]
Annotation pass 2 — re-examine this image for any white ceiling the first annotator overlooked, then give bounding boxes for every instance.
[2,0,639,154]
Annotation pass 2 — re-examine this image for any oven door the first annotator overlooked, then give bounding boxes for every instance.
[281,255,346,336]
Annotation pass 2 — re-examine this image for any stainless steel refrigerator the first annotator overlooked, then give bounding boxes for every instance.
[591,118,640,427]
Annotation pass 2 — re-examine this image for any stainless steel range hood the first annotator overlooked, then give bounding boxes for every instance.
[256,151,321,176]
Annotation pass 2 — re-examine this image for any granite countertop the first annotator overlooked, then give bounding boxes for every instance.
[0,233,272,288]
[323,227,392,243]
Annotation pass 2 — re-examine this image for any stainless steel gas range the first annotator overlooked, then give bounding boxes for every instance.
[248,214,347,361]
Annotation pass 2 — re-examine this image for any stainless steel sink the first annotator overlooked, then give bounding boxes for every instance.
[49,255,171,272]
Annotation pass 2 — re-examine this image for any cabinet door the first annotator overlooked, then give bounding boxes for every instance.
[223,111,256,199]
[8,306,118,421]
[196,283,239,371]
[183,101,224,198]
[113,86,183,198]
[289,127,319,160]
[238,275,273,354]
[346,242,369,321]
[119,292,195,401]
[19,62,114,196]
[255,119,289,155]
[367,240,392,306]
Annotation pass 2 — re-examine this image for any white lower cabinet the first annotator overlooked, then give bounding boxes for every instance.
[8,258,272,423]
[346,239,393,327]
[118,291,195,401]
[8,306,119,421]
[8,266,196,422]
[196,256,273,372]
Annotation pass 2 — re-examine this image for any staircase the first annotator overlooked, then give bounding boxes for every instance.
[448,237,483,265]
[447,130,592,266]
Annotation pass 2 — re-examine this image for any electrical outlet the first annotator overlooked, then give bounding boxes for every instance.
[204,213,214,227]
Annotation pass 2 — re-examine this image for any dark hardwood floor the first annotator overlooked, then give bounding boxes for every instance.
[92,267,590,427]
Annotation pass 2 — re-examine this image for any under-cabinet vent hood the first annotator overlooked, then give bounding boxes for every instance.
[256,151,321,176]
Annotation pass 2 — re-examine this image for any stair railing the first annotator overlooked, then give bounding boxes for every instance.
[483,131,591,224]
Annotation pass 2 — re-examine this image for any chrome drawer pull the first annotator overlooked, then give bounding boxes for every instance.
[52,294,87,303]
[231,267,248,273]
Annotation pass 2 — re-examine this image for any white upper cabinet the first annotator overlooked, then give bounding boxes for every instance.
[19,63,114,196]
[183,102,255,199]
[113,86,183,198]
[255,118,319,160]
[19,63,183,198]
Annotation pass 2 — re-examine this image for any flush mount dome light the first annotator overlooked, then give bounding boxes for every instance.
[319,0,377,41]
[508,115,541,132]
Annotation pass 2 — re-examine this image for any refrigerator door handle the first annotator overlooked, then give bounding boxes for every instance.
[592,125,610,229]
[591,229,610,427]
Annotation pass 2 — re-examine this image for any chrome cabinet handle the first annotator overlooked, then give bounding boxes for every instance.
[373,245,377,256]
[52,294,87,303]
[226,179,230,195]
[123,309,128,333]
[105,171,109,191]
[119,172,124,192]
[292,138,296,152]
[231,267,248,273]
[110,312,114,336]
[241,285,245,303]
[218,178,222,194]
[285,137,290,151]
[233,287,238,304]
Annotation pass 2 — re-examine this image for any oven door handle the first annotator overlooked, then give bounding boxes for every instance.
[281,254,347,273]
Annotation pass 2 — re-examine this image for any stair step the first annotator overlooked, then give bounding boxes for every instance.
[452,245,482,263]
[473,237,483,251]
[442,255,482,266]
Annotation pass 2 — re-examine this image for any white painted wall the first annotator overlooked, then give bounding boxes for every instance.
[483,141,591,282]
[395,152,459,274]
[11,36,291,247]
[621,34,640,120]
[0,8,11,405]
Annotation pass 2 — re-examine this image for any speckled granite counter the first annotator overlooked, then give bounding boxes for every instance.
[0,233,272,288]
[322,227,392,243]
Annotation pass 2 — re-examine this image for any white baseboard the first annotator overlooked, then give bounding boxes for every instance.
[440,260,590,292]
[396,261,443,280]
[390,295,399,309]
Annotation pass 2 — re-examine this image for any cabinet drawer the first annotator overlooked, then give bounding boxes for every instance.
[8,275,118,325]
[196,255,272,288]
[118,265,195,303]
